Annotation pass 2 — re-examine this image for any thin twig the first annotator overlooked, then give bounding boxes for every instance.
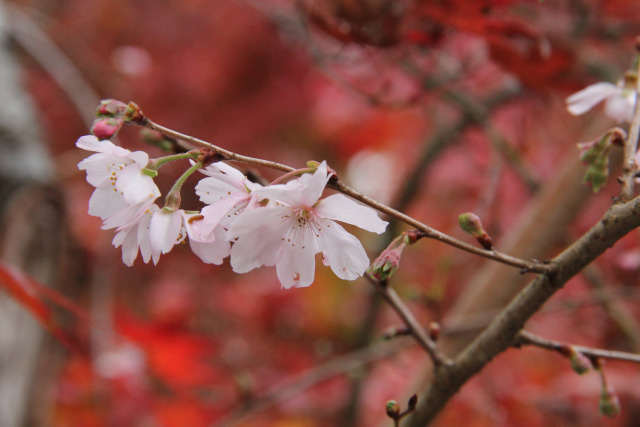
[364,273,451,367]
[141,119,554,275]
[145,121,296,173]
[516,330,640,364]
[618,58,640,201]
[334,181,553,274]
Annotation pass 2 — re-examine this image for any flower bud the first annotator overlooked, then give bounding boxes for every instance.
[599,385,621,418]
[91,117,124,140]
[566,345,591,375]
[458,213,493,250]
[385,400,400,418]
[407,394,418,411]
[369,236,407,281]
[96,99,128,117]
[428,321,441,342]
[123,101,146,125]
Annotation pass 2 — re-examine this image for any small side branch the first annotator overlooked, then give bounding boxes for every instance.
[364,273,451,367]
[516,330,640,364]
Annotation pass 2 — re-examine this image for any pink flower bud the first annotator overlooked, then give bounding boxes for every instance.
[96,99,128,117]
[91,117,124,139]
[369,236,406,281]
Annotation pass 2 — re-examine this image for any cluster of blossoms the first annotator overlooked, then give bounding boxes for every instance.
[77,135,388,288]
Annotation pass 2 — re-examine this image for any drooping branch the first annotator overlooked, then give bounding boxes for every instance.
[406,195,640,425]
[135,116,553,275]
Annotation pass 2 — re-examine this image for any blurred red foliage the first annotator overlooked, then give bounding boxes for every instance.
[6,0,640,425]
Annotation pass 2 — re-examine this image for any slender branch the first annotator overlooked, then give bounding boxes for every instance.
[516,330,640,364]
[139,118,554,275]
[407,195,640,426]
[618,56,640,201]
[145,120,296,174]
[364,273,451,367]
[334,181,553,274]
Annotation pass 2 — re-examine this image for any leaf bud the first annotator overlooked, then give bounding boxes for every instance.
[385,400,400,418]
[458,212,493,250]
[408,394,418,410]
[583,155,609,193]
[565,345,591,375]
[599,385,621,418]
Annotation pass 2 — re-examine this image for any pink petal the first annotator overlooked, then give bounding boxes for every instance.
[317,220,369,280]
[315,194,387,233]
[149,209,185,254]
[76,135,114,153]
[300,161,329,206]
[566,82,620,116]
[276,241,316,288]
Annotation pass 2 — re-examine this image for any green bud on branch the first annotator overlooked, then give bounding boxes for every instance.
[458,212,493,250]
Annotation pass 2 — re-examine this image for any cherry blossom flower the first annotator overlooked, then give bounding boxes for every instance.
[195,161,262,226]
[228,162,388,288]
[566,81,636,123]
[184,214,231,264]
[112,204,159,266]
[145,207,231,265]
[76,135,160,222]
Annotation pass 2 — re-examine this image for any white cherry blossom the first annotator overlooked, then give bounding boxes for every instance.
[195,161,262,226]
[146,207,231,265]
[112,204,159,266]
[228,162,388,289]
[76,135,160,221]
[566,81,636,123]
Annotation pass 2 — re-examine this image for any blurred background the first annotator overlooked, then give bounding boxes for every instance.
[1,0,640,426]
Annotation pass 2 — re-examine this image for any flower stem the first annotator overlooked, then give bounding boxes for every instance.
[270,167,314,185]
[164,160,203,209]
[147,151,201,170]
